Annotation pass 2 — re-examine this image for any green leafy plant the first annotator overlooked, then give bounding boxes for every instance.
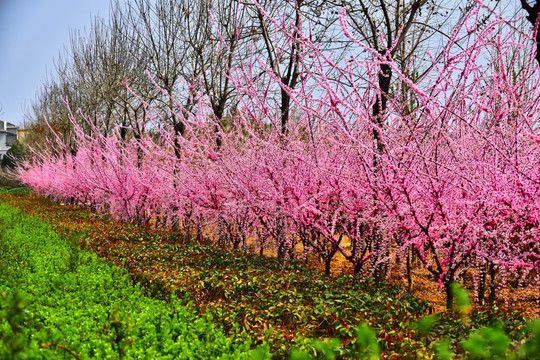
[0,201,258,359]
[0,290,35,359]
[424,284,539,360]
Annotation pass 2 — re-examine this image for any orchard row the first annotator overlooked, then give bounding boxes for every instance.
[19,2,540,309]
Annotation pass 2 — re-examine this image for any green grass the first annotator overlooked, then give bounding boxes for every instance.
[0,186,30,195]
[0,202,258,359]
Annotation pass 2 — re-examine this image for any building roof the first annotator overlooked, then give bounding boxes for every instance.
[0,121,18,132]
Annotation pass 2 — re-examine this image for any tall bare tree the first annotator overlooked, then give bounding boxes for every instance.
[519,0,540,64]
[186,0,252,148]
[125,0,199,144]
[247,0,345,135]
[68,13,153,139]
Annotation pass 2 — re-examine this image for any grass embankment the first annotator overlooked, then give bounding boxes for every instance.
[0,198,256,359]
[1,189,538,359]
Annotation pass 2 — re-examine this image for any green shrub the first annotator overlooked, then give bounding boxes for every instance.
[290,285,539,359]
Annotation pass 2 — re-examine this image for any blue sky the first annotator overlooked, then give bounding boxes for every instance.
[0,0,111,127]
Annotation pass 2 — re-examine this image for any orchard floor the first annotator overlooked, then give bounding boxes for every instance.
[394,269,539,319]
[230,233,540,319]
[311,252,539,319]
[225,234,538,320]
[133,202,540,319]
[1,188,538,359]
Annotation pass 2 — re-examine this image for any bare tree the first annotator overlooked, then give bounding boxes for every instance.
[519,0,540,64]
[67,3,155,140]
[124,0,204,158]
[191,0,254,148]
[24,0,481,151]
[24,1,155,151]
[23,75,75,153]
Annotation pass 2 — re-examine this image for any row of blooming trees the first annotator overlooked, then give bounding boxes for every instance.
[19,1,540,309]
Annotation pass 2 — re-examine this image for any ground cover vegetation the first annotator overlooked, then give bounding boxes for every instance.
[1,189,539,359]
[0,194,258,359]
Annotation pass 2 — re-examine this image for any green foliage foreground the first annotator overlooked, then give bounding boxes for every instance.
[0,191,539,359]
[290,283,540,360]
[0,201,257,359]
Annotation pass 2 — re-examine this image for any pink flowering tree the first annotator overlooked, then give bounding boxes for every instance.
[224,1,540,306]
[17,0,540,309]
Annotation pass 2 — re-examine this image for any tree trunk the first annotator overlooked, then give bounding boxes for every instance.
[173,121,185,160]
[218,217,228,248]
[478,261,488,306]
[487,261,497,307]
[407,250,413,293]
[519,0,540,65]
[280,86,291,135]
[324,257,332,276]
[445,280,454,310]
[372,62,392,153]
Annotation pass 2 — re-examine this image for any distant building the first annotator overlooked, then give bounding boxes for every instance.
[0,121,19,159]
